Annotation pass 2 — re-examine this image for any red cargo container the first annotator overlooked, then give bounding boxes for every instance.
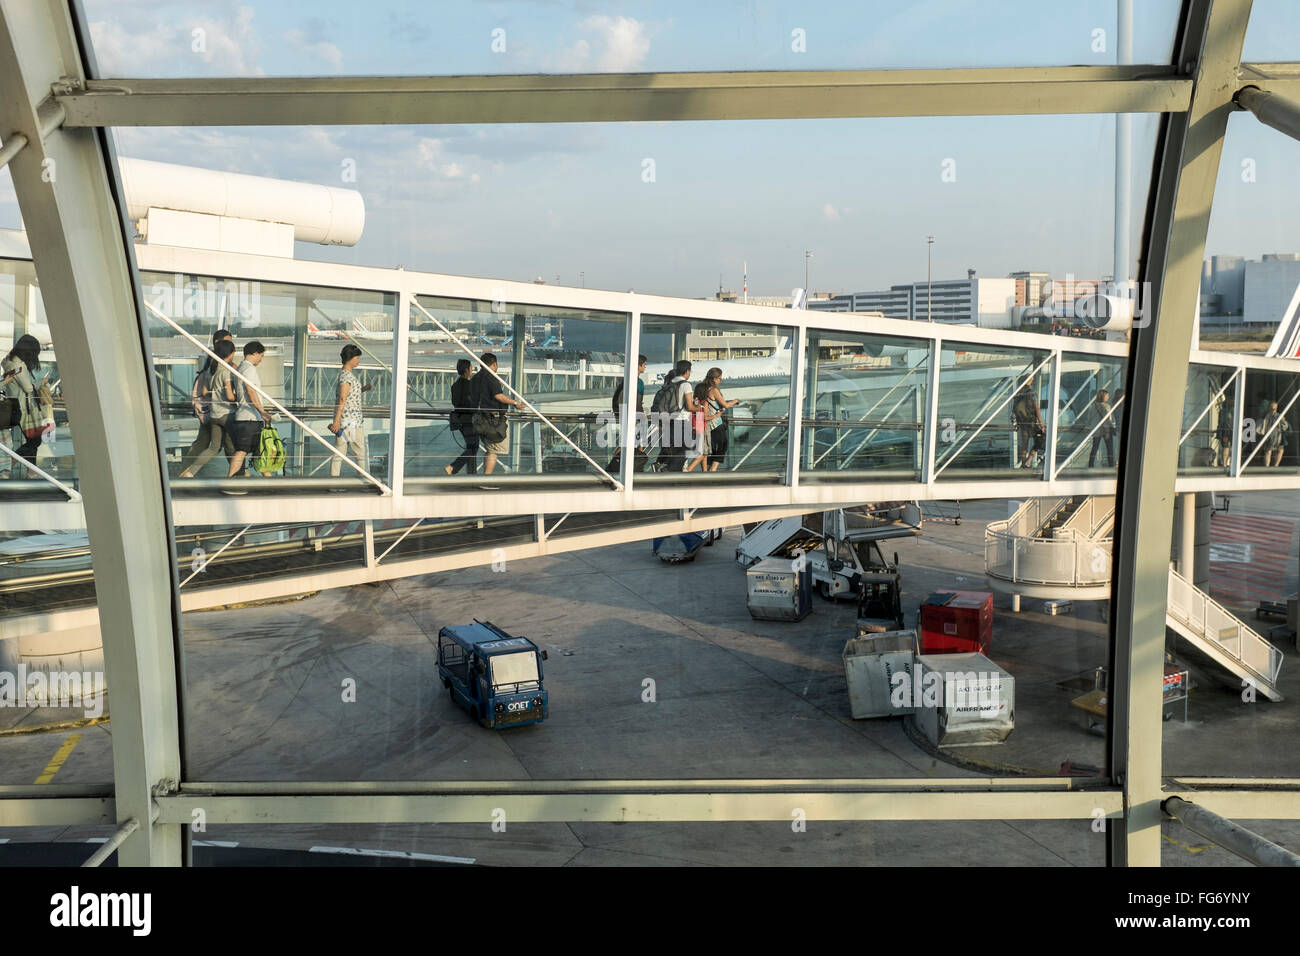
[919,590,993,655]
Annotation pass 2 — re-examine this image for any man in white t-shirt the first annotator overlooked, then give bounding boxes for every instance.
[660,359,701,472]
[225,341,272,482]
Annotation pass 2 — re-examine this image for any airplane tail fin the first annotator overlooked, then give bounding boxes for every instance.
[1266,281,1300,358]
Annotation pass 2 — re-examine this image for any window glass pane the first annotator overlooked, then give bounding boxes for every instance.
[101,108,1155,788]
[800,331,929,482]
[80,0,1182,77]
[0,216,109,787]
[1243,0,1300,63]
[406,294,626,486]
[639,315,793,480]
[1166,110,1300,779]
[140,270,396,493]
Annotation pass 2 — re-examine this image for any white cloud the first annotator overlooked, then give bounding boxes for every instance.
[822,203,841,221]
[89,18,178,76]
[552,38,591,72]
[190,5,264,76]
[549,16,651,73]
[582,16,651,72]
[416,138,443,168]
[285,28,343,71]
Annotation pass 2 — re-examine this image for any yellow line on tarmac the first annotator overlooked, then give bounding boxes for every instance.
[33,733,82,784]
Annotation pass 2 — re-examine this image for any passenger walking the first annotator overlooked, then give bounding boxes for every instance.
[199,329,236,464]
[1216,389,1233,468]
[652,359,697,472]
[1012,382,1044,469]
[470,352,521,476]
[1,333,46,474]
[178,339,237,478]
[703,367,739,472]
[606,354,648,475]
[225,341,272,485]
[683,381,719,473]
[445,358,479,475]
[1084,388,1116,468]
[329,344,372,478]
[1263,400,1290,467]
[179,330,233,476]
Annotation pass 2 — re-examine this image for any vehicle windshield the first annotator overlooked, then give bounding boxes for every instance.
[491,651,540,689]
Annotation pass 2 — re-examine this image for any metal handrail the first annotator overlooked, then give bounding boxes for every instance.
[1239,386,1300,472]
[0,440,81,501]
[1053,395,1126,477]
[1179,368,1239,447]
[145,300,393,493]
[984,526,1113,587]
[934,353,1054,477]
[831,388,922,471]
[810,354,927,467]
[1167,565,1283,685]
[410,299,622,490]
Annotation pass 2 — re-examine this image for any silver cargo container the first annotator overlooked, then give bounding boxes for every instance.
[745,557,813,621]
[842,629,918,719]
[910,652,1015,747]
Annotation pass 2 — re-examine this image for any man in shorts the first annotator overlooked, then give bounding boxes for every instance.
[225,341,272,485]
[470,352,521,476]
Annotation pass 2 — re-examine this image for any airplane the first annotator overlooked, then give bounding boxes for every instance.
[306,318,346,340]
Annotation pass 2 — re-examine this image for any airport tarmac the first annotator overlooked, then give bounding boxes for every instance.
[3,496,1297,866]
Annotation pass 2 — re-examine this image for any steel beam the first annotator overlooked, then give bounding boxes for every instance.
[0,796,115,827]
[1163,796,1300,866]
[1108,0,1252,868]
[56,67,1192,129]
[155,786,1123,826]
[0,0,183,865]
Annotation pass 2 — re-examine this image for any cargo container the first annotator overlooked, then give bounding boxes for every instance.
[919,590,993,655]
[745,557,813,621]
[910,652,1014,747]
[842,629,918,718]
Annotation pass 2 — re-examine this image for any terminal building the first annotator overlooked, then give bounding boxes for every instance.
[1,0,1299,875]
[1200,252,1300,331]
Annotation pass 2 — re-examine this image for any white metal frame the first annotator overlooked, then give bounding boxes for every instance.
[4,0,1300,866]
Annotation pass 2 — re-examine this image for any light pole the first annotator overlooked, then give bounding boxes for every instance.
[580,271,585,288]
[926,236,935,322]
[804,250,813,307]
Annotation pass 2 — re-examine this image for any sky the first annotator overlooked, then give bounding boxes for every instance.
[2,0,1300,298]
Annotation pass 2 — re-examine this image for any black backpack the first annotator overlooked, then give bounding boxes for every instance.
[650,378,680,414]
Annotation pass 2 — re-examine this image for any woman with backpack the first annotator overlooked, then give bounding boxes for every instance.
[1,334,48,475]
[445,358,479,475]
[178,339,237,478]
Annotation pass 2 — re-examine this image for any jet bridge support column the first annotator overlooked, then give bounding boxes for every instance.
[804,344,820,468]
[292,291,310,475]
[511,312,526,469]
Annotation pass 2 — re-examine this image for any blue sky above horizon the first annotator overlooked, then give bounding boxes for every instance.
[2,1,1300,297]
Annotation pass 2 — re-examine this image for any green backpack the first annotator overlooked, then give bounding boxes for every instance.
[254,424,286,474]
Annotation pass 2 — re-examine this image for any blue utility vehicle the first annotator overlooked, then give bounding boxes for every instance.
[438,620,548,728]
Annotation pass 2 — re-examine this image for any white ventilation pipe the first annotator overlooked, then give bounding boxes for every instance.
[119,157,365,246]
[1076,294,1135,331]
